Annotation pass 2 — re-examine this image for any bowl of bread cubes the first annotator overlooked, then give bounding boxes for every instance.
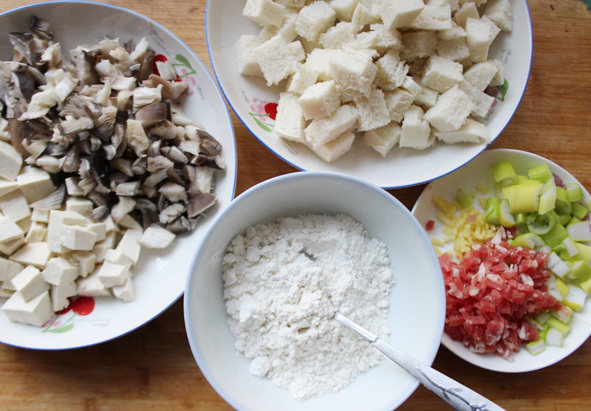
[207,0,532,188]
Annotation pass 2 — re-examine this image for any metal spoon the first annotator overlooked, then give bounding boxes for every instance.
[334,312,505,411]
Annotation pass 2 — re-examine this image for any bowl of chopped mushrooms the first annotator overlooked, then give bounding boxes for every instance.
[0,1,236,349]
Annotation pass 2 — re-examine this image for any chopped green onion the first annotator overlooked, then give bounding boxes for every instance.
[572,202,589,220]
[526,212,557,235]
[502,182,542,213]
[493,161,517,186]
[566,182,584,202]
[485,197,500,225]
[528,164,553,183]
[456,190,473,209]
[541,223,568,248]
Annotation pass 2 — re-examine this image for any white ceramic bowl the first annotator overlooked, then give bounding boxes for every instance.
[0,1,237,350]
[206,1,533,188]
[184,172,445,410]
[412,149,591,372]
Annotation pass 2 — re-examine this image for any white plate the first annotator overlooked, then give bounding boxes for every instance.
[0,1,237,350]
[206,1,533,188]
[411,149,591,372]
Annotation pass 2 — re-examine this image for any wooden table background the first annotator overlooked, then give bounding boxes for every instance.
[0,0,590,409]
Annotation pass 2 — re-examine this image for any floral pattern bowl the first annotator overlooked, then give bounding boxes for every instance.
[206,1,532,188]
[0,1,236,350]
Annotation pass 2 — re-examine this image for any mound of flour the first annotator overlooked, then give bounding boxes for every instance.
[222,213,394,400]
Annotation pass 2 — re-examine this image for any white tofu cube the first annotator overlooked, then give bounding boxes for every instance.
[31,208,49,223]
[286,64,318,95]
[363,122,401,157]
[255,36,305,86]
[115,229,142,266]
[329,49,377,99]
[16,166,55,203]
[375,50,409,91]
[484,0,512,32]
[307,130,355,162]
[433,117,490,143]
[295,1,337,42]
[274,92,306,143]
[384,89,415,122]
[464,61,498,90]
[25,222,47,243]
[458,80,494,117]
[51,281,77,312]
[42,257,78,286]
[436,37,470,62]
[0,180,18,197]
[104,249,134,269]
[65,197,94,216]
[139,225,176,249]
[10,242,51,268]
[380,0,425,30]
[0,257,23,282]
[400,105,434,150]
[2,290,52,327]
[47,210,88,253]
[64,177,84,197]
[237,35,264,78]
[70,251,96,278]
[243,0,286,27]
[0,215,25,243]
[304,104,359,147]
[118,215,142,231]
[409,5,452,30]
[112,277,136,302]
[77,270,111,297]
[401,31,438,61]
[319,21,357,49]
[422,55,464,92]
[425,85,474,131]
[10,266,48,302]
[61,225,98,251]
[329,0,358,21]
[0,190,31,222]
[454,2,479,28]
[97,260,130,288]
[0,237,25,256]
[466,16,501,63]
[93,232,119,263]
[87,222,107,242]
[354,87,391,131]
[299,80,341,120]
[0,141,23,181]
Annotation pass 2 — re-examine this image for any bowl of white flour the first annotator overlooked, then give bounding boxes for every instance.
[184,172,445,410]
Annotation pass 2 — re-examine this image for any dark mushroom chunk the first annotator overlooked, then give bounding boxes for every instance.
[187,192,216,218]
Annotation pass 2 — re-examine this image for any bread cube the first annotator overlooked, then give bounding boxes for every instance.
[489,59,505,87]
[306,48,344,81]
[319,21,357,49]
[438,22,467,40]
[254,36,305,86]
[408,5,452,30]
[433,117,490,143]
[424,85,473,131]
[237,35,265,78]
[400,105,434,150]
[307,130,355,162]
[384,89,415,122]
[376,50,409,90]
[367,23,403,51]
[295,1,337,43]
[422,55,463,93]
[351,2,379,31]
[464,61,497,90]
[354,87,390,131]
[275,92,307,143]
[286,64,319,94]
[363,122,401,157]
[380,0,425,30]
[436,37,470,61]
[329,0,359,21]
[243,0,286,27]
[304,104,359,147]
[458,80,494,117]
[276,0,306,7]
[259,12,298,42]
[329,49,377,99]
[484,0,512,32]
[299,80,341,120]
[401,76,422,99]
[466,16,501,63]
[401,31,438,61]
[414,82,439,109]
[454,2,479,28]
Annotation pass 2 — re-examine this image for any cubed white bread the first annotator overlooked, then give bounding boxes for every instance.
[307,130,355,162]
[458,79,494,117]
[466,16,501,63]
[0,215,24,243]
[400,105,434,150]
[1,290,52,327]
[424,85,474,131]
[274,92,307,143]
[329,0,359,21]
[354,87,390,131]
[433,117,490,143]
[237,35,264,77]
[300,36,321,54]
[50,281,77,312]
[287,64,319,94]
[42,257,78,286]
[380,0,426,30]
[351,2,380,31]
[77,270,111,297]
[414,82,439,109]
[276,0,306,7]
[484,0,512,32]
[438,21,466,40]
[375,50,409,91]
[459,0,486,5]
[304,104,359,147]
[259,11,298,42]
[255,36,305,86]
[329,48,377,99]
[363,122,401,156]
[0,190,30,222]
[295,1,337,42]
[243,0,286,27]
[464,61,497,90]
[422,55,464,92]
[0,141,22,181]
[11,266,48,302]
[401,76,422,99]
[367,23,403,51]
[112,277,135,302]
[10,242,51,268]
[408,5,452,30]
[0,257,23,282]
[436,37,470,61]
[489,59,505,86]
[401,30,438,61]
[454,2,478,28]
[428,0,459,12]
[359,0,381,14]
[306,48,344,81]
[299,80,341,120]
[16,166,54,203]
[384,89,415,122]
[319,21,357,49]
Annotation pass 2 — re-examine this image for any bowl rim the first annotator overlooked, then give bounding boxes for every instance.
[0,0,237,350]
[204,0,534,190]
[183,170,446,410]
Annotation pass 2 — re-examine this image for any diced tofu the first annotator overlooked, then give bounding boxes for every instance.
[454,2,479,28]
[237,35,264,78]
[400,105,434,150]
[384,89,415,122]
[47,210,88,253]
[375,50,409,91]
[42,257,78,286]
[436,37,470,61]
[0,215,25,243]
[139,225,177,249]
[363,122,401,157]
[112,277,135,302]
[0,141,23,181]
[299,80,341,120]
[286,64,318,95]
[466,16,501,63]
[273,92,306,143]
[329,0,358,21]
[484,0,512,32]
[115,229,142,266]
[255,36,305,86]
[10,266,48,302]
[50,281,77,312]
[61,225,98,251]
[104,249,134,269]
[243,0,286,27]
[380,0,425,30]
[0,190,31,222]
[77,270,111,297]
[433,117,490,143]
[1,290,52,327]
[464,61,498,90]
[10,242,51,268]
[0,237,25,256]
[0,257,23,282]
[64,177,84,197]
[401,31,438,61]
[329,49,377,99]
[425,85,474,131]
[0,180,18,197]
[87,222,107,242]
[354,87,390,131]
[17,217,31,233]
[304,104,359,147]
[422,55,464,93]
[458,80,494,117]
[307,130,355,162]
[319,21,357,49]
[97,260,130,288]
[65,197,94,216]
[70,251,96,278]
[31,208,49,223]
[409,5,452,30]
[93,232,119,263]
[25,222,47,243]
[16,166,55,203]
[295,1,337,42]
[118,215,142,231]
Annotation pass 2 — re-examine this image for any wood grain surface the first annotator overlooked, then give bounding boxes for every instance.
[0,0,590,410]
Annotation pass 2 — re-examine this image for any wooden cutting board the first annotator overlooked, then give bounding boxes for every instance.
[0,0,589,410]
